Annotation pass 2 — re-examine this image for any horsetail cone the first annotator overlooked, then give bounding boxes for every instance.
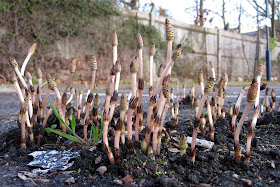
[70,59,77,73]
[61,93,68,105]
[93,94,100,108]
[136,33,143,49]
[171,44,181,61]
[257,64,263,77]
[265,87,270,96]
[179,134,188,155]
[8,57,18,68]
[111,30,118,46]
[162,85,170,99]
[90,55,97,71]
[46,74,57,90]
[36,68,42,79]
[204,77,215,95]
[115,61,121,73]
[157,64,164,78]
[106,79,114,96]
[28,43,37,55]
[247,79,258,102]
[198,69,203,83]
[165,18,174,41]
[150,43,156,56]
[25,71,32,81]
[130,57,139,73]
[120,93,127,111]
[223,73,228,82]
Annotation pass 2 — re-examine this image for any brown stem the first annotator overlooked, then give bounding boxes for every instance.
[196,94,208,120]
[245,107,259,162]
[234,102,253,144]
[236,88,247,108]
[206,100,214,141]
[191,119,200,162]
[90,71,96,94]
[152,116,160,154]
[166,40,173,75]
[20,106,26,148]
[42,89,51,119]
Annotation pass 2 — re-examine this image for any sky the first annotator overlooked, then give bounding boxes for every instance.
[138,0,268,33]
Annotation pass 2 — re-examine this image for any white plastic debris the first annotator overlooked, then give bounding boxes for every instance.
[28,150,79,173]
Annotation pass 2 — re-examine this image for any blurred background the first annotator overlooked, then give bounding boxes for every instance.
[1,0,280,86]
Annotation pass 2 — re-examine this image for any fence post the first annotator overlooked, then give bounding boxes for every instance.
[217,29,222,80]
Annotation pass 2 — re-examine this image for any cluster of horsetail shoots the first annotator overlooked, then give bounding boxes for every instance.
[4,19,276,168]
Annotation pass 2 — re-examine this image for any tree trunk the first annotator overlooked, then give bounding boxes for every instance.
[271,0,275,37]
[222,0,226,30]
[199,0,204,26]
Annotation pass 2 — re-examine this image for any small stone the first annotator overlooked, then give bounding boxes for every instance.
[241,179,252,186]
[122,175,133,184]
[271,160,276,169]
[65,177,75,184]
[95,155,102,164]
[112,179,123,185]
[232,174,239,179]
[96,166,107,176]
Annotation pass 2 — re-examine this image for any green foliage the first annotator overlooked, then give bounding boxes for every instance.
[269,36,278,52]
[45,100,84,143]
[119,17,166,50]
[0,0,120,50]
[89,110,103,143]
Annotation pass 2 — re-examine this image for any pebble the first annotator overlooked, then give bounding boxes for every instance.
[96,166,107,176]
[232,174,239,179]
[122,175,133,184]
[112,179,123,185]
[241,179,252,186]
[65,177,75,184]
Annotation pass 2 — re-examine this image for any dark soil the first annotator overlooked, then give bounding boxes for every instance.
[0,89,279,186]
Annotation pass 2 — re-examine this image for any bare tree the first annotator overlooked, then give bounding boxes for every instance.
[247,0,280,37]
